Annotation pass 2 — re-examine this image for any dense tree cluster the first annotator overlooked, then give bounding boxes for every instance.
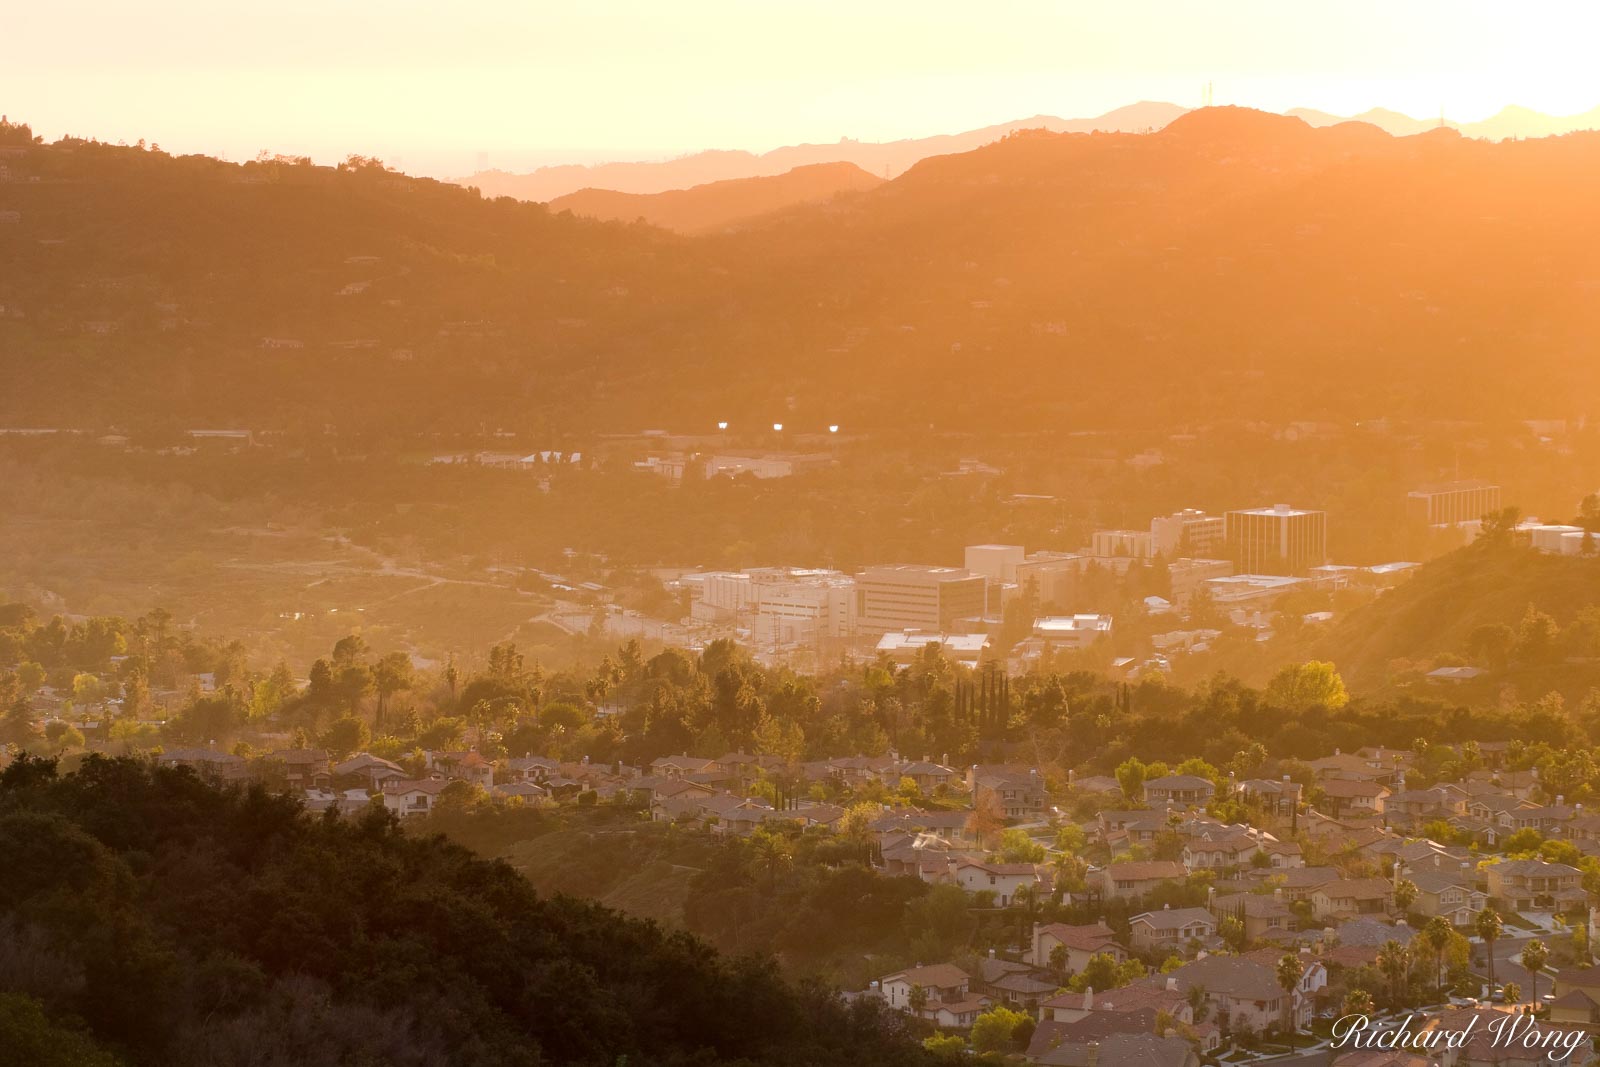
[0,755,930,1066]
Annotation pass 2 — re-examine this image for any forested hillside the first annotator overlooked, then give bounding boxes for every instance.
[0,755,928,1067]
[548,162,884,233]
[1310,535,1600,691]
[5,109,1600,432]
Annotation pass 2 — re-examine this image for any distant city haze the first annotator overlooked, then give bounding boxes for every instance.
[9,0,1600,178]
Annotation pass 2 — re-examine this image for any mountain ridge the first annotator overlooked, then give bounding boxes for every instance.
[547,161,884,234]
[461,100,1600,202]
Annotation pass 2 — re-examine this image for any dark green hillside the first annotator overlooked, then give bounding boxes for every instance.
[0,755,928,1067]
[1311,539,1600,690]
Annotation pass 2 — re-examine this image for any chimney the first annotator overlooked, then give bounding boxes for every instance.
[1166,976,1179,992]
[1558,795,1565,807]
[1086,1041,1099,1067]
[1083,987,1094,1010]
[1274,887,1283,900]
[988,948,996,958]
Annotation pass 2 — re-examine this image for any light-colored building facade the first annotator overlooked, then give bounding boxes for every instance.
[855,565,988,634]
[1224,505,1328,575]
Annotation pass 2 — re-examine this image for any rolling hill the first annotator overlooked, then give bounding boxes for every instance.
[461,101,1191,200]
[1309,541,1600,691]
[548,161,884,234]
[5,107,1600,434]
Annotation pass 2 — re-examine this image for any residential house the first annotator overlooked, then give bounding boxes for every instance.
[1164,955,1313,1033]
[946,859,1042,906]
[1485,859,1585,912]
[1317,778,1390,818]
[380,777,452,817]
[1311,878,1394,921]
[899,761,959,793]
[1405,870,1487,926]
[879,963,988,1025]
[1143,775,1216,808]
[1028,922,1125,972]
[1128,906,1217,953]
[1182,829,1263,870]
[334,752,406,789]
[1099,861,1188,900]
[159,747,249,783]
[1214,892,1296,943]
[270,748,332,791]
[1550,965,1600,1032]
[1237,777,1303,818]
[974,957,1057,1011]
[973,768,1048,819]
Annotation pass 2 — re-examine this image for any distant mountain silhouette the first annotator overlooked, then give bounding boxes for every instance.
[10,106,1600,434]
[460,102,1191,201]
[548,162,884,234]
[470,100,1600,203]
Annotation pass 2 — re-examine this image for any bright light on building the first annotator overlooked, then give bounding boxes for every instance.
[717,421,728,430]
[772,422,783,431]
[828,424,839,433]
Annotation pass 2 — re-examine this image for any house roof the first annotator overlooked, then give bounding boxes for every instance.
[1130,907,1215,930]
[1036,922,1119,953]
[1164,955,1285,1000]
[1318,877,1395,901]
[1035,1032,1194,1067]
[1321,778,1390,798]
[881,963,968,988]
[1144,774,1215,791]
[1103,861,1187,882]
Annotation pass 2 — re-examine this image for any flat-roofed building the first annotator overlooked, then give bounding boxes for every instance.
[1152,509,1227,558]
[1032,614,1113,649]
[856,565,988,635]
[1224,505,1327,575]
[1407,480,1502,527]
[1092,529,1154,559]
[964,544,1025,583]
[1200,573,1307,605]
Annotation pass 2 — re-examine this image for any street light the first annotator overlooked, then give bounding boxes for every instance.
[717,421,728,430]
[772,422,783,432]
[828,424,839,434]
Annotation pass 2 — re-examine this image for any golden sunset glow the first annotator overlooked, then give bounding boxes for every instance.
[9,0,1600,173]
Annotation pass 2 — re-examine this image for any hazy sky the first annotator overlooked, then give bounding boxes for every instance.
[9,0,1600,175]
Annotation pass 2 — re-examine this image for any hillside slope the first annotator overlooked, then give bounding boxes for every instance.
[548,162,884,233]
[1310,542,1600,688]
[0,756,927,1067]
[6,108,1600,432]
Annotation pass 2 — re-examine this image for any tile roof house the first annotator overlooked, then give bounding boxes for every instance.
[1404,870,1487,926]
[1316,777,1390,817]
[1143,774,1216,808]
[380,777,453,817]
[1550,964,1600,1032]
[1099,861,1188,899]
[878,963,988,1025]
[1311,878,1395,922]
[1028,922,1125,972]
[1128,906,1217,953]
[1163,955,1313,1033]
[1214,891,1295,943]
[1485,859,1585,912]
[333,752,406,788]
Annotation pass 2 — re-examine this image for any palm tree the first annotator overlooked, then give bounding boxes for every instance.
[1477,907,1504,994]
[1394,878,1419,916]
[1343,988,1375,1017]
[908,983,929,1017]
[1377,940,1412,1008]
[1423,916,1454,999]
[1277,954,1302,1047]
[1521,939,1550,1010]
